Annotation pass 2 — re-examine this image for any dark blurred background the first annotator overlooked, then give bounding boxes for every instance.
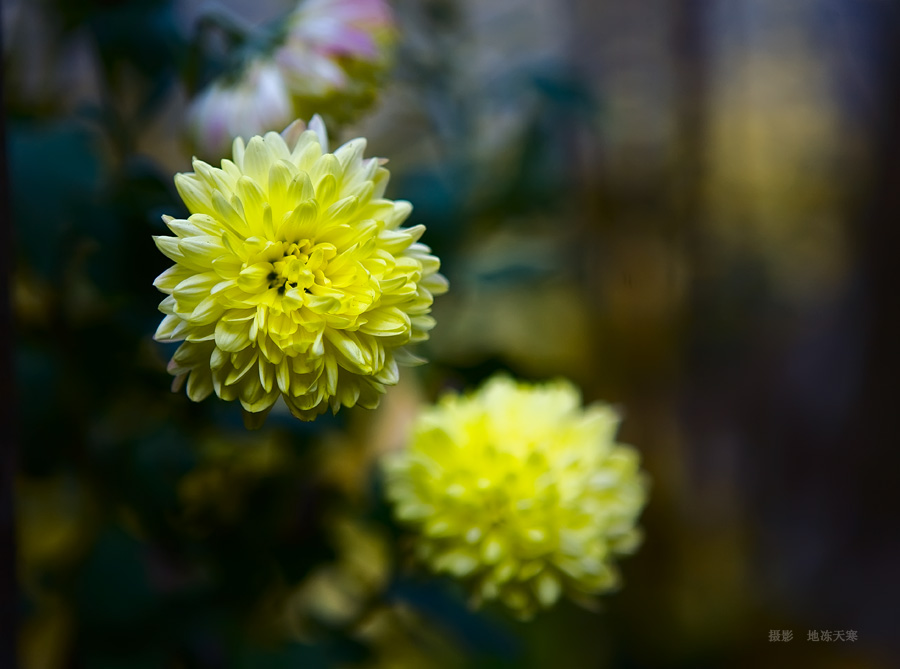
[4,0,900,667]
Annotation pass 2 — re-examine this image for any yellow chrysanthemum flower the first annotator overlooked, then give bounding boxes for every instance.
[153,116,447,426]
[383,375,648,619]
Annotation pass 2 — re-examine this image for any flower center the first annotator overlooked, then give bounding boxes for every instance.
[263,239,338,297]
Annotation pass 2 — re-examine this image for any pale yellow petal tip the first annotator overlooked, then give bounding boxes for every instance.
[382,374,648,618]
[308,114,329,153]
[280,120,307,148]
[242,406,274,430]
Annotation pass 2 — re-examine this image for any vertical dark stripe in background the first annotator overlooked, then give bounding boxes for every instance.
[0,5,19,666]
[848,4,900,651]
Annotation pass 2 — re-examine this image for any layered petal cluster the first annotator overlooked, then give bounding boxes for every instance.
[383,375,648,619]
[188,0,395,158]
[153,116,447,426]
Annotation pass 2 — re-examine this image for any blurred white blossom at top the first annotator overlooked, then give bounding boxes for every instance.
[188,0,396,159]
[187,60,294,159]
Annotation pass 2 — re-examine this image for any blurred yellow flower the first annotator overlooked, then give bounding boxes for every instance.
[153,116,447,426]
[383,375,648,619]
